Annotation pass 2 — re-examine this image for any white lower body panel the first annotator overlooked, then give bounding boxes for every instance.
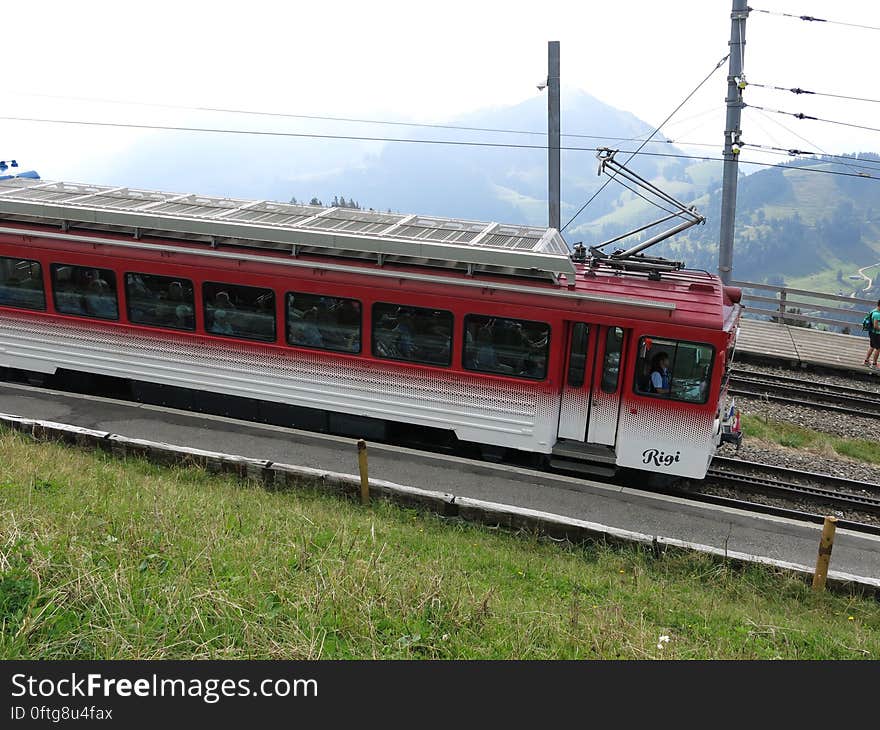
[0,313,559,453]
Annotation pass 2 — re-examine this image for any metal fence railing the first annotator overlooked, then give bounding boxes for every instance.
[731,280,876,334]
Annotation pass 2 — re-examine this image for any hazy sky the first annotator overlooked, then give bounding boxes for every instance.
[3,0,879,183]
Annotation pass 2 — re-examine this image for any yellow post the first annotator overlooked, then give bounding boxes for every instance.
[812,516,838,592]
[357,439,370,506]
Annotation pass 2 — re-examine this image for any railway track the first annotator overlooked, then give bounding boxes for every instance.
[689,456,880,535]
[729,368,880,418]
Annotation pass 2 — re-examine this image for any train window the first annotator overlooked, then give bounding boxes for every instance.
[634,336,714,404]
[600,327,624,393]
[51,264,118,320]
[567,323,590,387]
[286,292,361,353]
[126,273,195,331]
[0,256,45,311]
[463,314,550,379]
[372,302,453,366]
[203,282,276,342]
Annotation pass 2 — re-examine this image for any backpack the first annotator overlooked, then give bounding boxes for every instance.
[863,311,874,332]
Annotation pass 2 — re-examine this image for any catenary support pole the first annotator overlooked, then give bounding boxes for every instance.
[548,41,561,232]
[718,0,749,284]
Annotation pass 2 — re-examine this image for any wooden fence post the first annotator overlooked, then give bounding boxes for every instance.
[812,516,837,592]
[357,439,370,506]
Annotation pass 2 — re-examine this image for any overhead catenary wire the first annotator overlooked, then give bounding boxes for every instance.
[745,104,880,134]
[1,113,877,183]
[749,7,880,32]
[746,106,880,175]
[739,142,880,176]
[741,106,880,173]
[748,82,880,105]
[10,88,737,158]
[560,53,731,232]
[5,90,655,145]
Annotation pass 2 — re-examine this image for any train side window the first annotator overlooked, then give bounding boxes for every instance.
[51,264,118,320]
[372,302,453,366]
[600,327,624,393]
[203,282,276,342]
[634,336,714,404]
[567,323,589,387]
[126,272,195,331]
[0,256,45,311]
[463,314,550,379]
[286,292,361,353]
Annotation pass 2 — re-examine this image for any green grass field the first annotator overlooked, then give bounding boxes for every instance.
[1,430,878,660]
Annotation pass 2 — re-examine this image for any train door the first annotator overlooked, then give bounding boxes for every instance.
[557,322,628,446]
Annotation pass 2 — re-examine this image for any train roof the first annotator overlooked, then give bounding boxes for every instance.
[0,178,575,284]
[0,178,737,331]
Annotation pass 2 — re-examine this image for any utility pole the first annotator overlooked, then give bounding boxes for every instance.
[548,40,561,231]
[718,0,749,284]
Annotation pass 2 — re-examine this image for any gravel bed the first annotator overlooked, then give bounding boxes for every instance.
[732,395,878,441]
[703,415,880,526]
[716,438,880,483]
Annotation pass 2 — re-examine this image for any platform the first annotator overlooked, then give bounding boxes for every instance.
[738,318,875,373]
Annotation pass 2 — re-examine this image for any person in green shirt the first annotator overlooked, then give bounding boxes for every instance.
[865,300,880,369]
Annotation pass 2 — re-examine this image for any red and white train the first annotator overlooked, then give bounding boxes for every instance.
[0,178,742,479]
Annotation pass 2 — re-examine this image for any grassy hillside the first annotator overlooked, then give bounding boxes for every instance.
[1,430,878,660]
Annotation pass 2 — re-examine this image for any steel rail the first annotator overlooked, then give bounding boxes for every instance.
[708,457,880,517]
[712,456,880,496]
[728,372,880,418]
[663,486,880,537]
[732,368,879,398]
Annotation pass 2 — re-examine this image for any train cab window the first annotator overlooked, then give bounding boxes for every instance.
[286,292,361,353]
[463,314,550,379]
[600,327,624,393]
[203,282,276,342]
[634,336,714,404]
[51,264,118,320]
[126,273,195,331]
[0,256,45,311]
[372,302,453,366]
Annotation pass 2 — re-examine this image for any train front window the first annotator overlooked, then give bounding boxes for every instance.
[463,314,550,379]
[0,256,45,311]
[286,292,361,354]
[203,282,276,342]
[372,303,453,366]
[126,273,195,331]
[633,336,714,404]
[51,264,118,320]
